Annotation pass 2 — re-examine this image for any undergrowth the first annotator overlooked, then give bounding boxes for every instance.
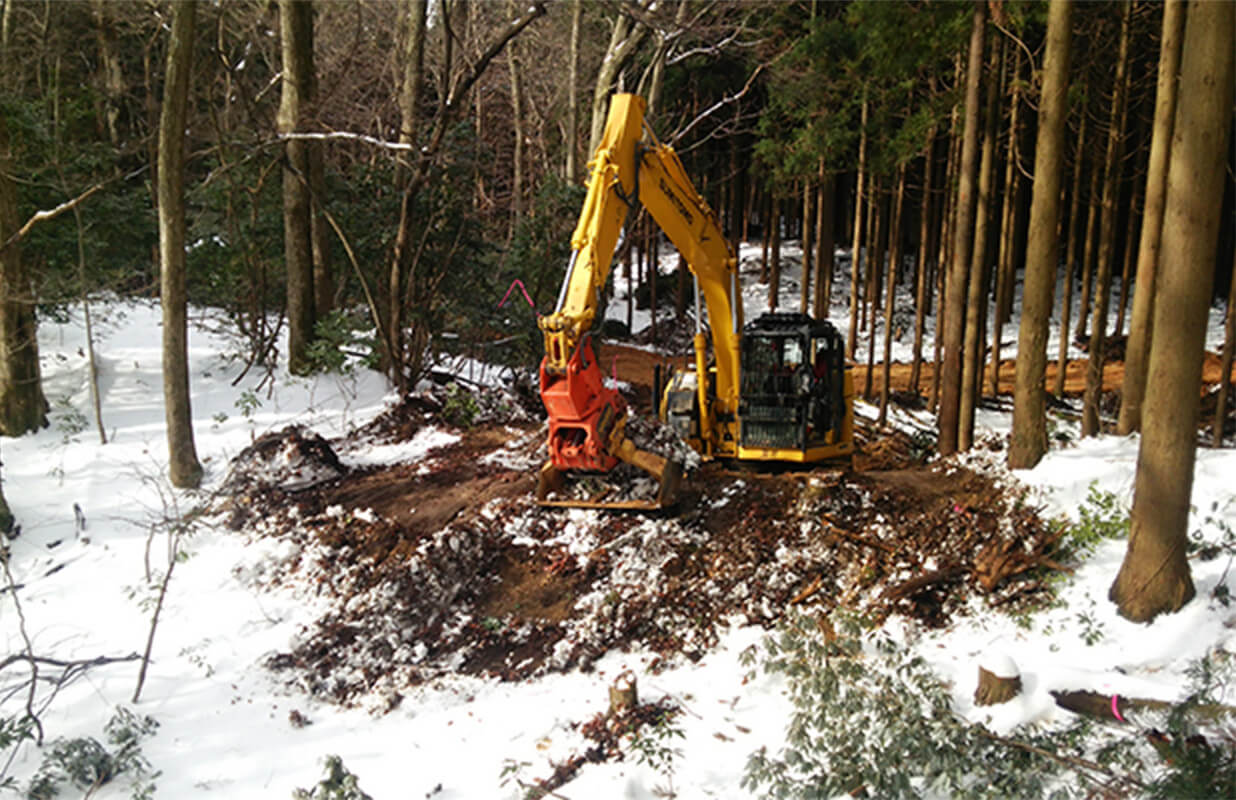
[740,611,1236,800]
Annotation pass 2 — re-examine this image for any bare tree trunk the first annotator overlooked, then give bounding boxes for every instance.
[565,0,582,181]
[279,0,317,376]
[814,167,835,319]
[1008,0,1071,470]
[769,195,782,311]
[989,48,1022,396]
[931,94,961,413]
[864,180,884,401]
[800,182,813,314]
[1074,158,1102,343]
[1113,179,1140,337]
[387,0,428,390]
[879,165,907,426]
[939,0,986,457]
[1118,0,1185,435]
[588,7,648,155]
[1110,0,1232,622]
[960,37,1002,450]
[1055,112,1088,398]
[308,138,333,320]
[158,0,202,489]
[910,133,936,394]
[0,114,47,436]
[1082,0,1131,438]
[507,0,525,232]
[847,93,869,359]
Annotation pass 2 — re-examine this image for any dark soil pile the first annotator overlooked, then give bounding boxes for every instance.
[219,380,1066,712]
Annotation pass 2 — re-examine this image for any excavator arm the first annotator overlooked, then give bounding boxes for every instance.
[536,94,740,508]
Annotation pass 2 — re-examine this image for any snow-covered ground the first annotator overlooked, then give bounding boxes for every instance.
[1,243,1234,798]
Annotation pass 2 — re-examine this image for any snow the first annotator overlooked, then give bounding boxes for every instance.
[1,242,1234,799]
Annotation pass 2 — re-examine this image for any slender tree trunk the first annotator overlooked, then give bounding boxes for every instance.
[960,38,1002,450]
[1075,156,1102,342]
[158,0,202,489]
[565,0,581,181]
[279,0,316,376]
[0,116,47,436]
[814,168,835,319]
[989,49,1022,395]
[847,93,869,359]
[308,138,332,319]
[910,133,936,394]
[931,94,961,413]
[939,0,986,456]
[507,0,525,232]
[879,165,907,426]
[1118,0,1185,434]
[760,191,771,283]
[1009,0,1071,470]
[1110,0,1233,621]
[800,182,813,314]
[1055,112,1089,397]
[1215,251,1236,447]
[769,195,782,311]
[864,181,884,401]
[1113,179,1141,337]
[387,0,428,390]
[1082,0,1132,438]
[588,10,647,155]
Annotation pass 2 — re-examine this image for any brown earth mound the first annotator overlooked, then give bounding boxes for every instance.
[222,381,1065,711]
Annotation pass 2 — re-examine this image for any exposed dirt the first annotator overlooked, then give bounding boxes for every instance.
[220,374,1073,712]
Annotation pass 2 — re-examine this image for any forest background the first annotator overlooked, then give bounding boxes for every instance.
[0,0,1234,623]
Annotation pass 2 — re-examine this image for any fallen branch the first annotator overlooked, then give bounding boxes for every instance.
[884,566,966,603]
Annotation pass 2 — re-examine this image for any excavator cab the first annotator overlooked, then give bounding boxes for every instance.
[737,313,849,457]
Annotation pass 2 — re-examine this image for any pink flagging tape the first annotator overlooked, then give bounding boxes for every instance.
[1111,694,1126,723]
[499,279,539,316]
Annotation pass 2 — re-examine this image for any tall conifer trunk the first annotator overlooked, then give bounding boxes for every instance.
[1009,0,1071,469]
[1082,1,1132,438]
[939,1,986,456]
[1110,0,1233,622]
[848,94,868,358]
[1055,114,1089,397]
[1118,0,1185,434]
[960,38,1002,450]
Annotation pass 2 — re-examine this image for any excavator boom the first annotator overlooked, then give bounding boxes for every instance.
[535,93,853,510]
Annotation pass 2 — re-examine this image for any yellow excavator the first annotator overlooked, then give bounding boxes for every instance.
[536,94,854,510]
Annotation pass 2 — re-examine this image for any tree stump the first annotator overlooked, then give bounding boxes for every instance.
[974,654,1022,706]
[608,670,637,715]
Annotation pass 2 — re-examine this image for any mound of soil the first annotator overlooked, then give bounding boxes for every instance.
[222,383,1065,711]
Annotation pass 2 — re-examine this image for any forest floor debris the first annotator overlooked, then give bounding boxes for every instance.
[220,378,1068,711]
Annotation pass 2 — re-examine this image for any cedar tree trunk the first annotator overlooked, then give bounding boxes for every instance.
[1109,0,1233,622]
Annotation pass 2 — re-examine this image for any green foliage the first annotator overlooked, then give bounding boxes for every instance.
[628,707,685,792]
[487,174,586,371]
[755,0,972,186]
[742,612,1089,799]
[442,383,480,429]
[1141,655,1236,799]
[292,755,373,800]
[27,707,159,800]
[1059,482,1130,562]
[305,309,379,375]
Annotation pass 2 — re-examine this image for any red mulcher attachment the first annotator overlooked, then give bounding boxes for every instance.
[537,336,682,509]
